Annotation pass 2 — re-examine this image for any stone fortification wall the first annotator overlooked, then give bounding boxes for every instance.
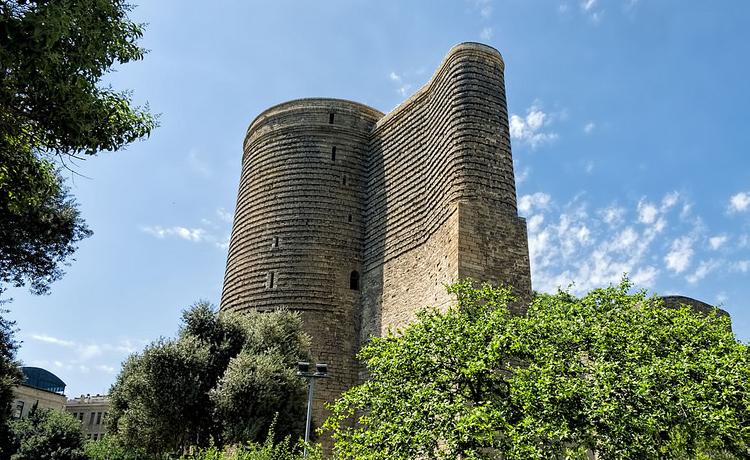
[221,98,383,424]
[220,42,532,434]
[659,296,731,331]
[361,43,531,340]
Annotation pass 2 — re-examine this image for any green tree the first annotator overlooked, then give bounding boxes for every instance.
[107,302,311,456]
[0,310,22,453]
[325,279,749,460]
[7,407,86,460]
[0,0,157,295]
[210,310,312,444]
[84,434,150,460]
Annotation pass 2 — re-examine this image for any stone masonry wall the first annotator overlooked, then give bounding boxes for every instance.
[221,98,383,428]
[362,43,531,340]
[221,43,532,442]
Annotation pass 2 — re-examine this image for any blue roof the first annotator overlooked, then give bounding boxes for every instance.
[20,367,66,394]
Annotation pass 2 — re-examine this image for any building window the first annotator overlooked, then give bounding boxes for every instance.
[96,412,102,424]
[329,113,335,124]
[268,272,275,289]
[271,236,279,248]
[342,176,347,185]
[15,401,23,418]
[350,271,360,290]
[90,412,96,424]
[331,146,336,161]
[93,434,98,441]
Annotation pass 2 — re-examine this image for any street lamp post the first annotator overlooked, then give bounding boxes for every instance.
[297,362,329,458]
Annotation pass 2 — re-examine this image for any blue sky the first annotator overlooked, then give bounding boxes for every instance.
[5,0,749,398]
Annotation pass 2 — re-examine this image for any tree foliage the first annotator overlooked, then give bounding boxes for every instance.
[7,407,86,460]
[0,310,22,452]
[325,279,749,460]
[107,302,312,457]
[0,170,91,296]
[84,434,150,460]
[0,0,157,295]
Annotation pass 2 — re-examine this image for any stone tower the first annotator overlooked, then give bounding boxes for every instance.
[220,42,532,427]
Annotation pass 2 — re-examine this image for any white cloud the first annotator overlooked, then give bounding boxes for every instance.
[514,166,530,184]
[580,0,603,22]
[631,266,659,287]
[509,104,558,149]
[664,236,693,273]
[730,260,749,273]
[662,191,679,209]
[518,192,552,215]
[686,260,718,284]
[469,0,493,18]
[601,205,626,226]
[141,225,207,242]
[581,0,597,10]
[526,191,710,296]
[584,122,595,133]
[527,214,545,233]
[31,334,75,347]
[728,191,750,213]
[79,344,105,361]
[388,71,412,98]
[30,335,139,370]
[480,27,493,41]
[709,235,728,250]
[609,227,638,253]
[637,199,658,224]
[637,192,678,225]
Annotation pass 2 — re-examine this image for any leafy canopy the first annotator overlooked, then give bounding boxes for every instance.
[0,0,157,295]
[107,302,312,457]
[7,407,87,460]
[325,279,749,460]
[0,309,22,452]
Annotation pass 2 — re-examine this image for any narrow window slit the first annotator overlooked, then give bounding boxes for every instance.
[350,271,360,290]
[329,113,335,124]
[331,146,336,161]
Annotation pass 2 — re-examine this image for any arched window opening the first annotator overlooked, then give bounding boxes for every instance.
[349,271,360,291]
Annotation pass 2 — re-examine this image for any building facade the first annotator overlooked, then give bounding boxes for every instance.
[64,394,110,441]
[13,367,67,418]
[220,43,532,424]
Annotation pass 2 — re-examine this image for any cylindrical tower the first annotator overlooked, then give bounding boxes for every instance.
[221,98,383,427]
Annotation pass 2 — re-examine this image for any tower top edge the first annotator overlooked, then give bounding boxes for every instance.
[245,98,384,138]
[375,42,504,130]
[448,42,504,63]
